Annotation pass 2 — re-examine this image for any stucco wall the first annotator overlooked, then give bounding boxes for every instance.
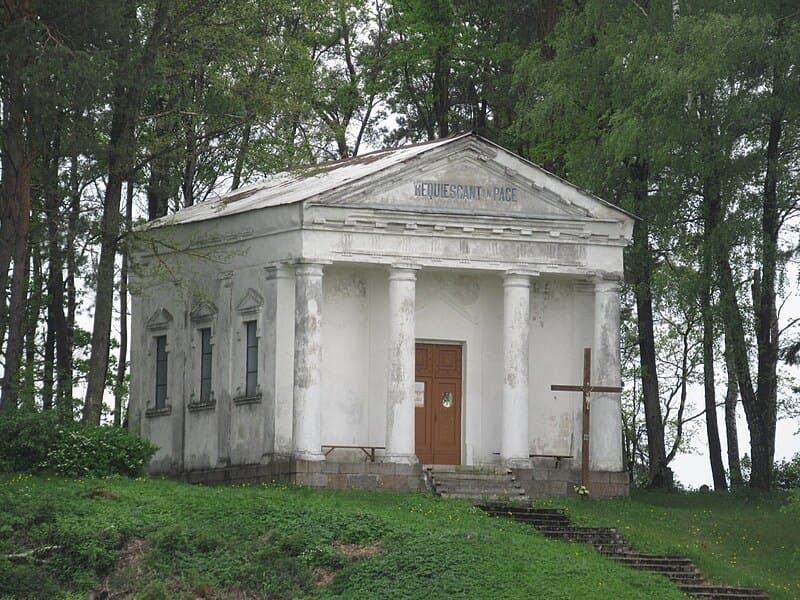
[317,266,593,466]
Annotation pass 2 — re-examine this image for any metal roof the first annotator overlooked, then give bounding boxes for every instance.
[144,132,635,228]
[146,134,469,228]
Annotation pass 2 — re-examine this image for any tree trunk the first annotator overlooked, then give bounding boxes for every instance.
[724,326,743,488]
[0,5,34,410]
[750,110,782,490]
[83,0,170,424]
[700,178,727,491]
[432,44,450,138]
[114,182,133,427]
[231,123,252,191]
[22,240,44,410]
[63,152,80,418]
[626,162,671,487]
[42,133,62,412]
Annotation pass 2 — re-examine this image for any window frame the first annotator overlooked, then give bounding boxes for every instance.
[199,327,213,404]
[245,319,259,398]
[154,334,168,409]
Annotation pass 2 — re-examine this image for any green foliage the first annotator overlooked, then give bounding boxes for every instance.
[773,453,800,490]
[0,412,156,478]
[0,411,61,472]
[39,425,157,478]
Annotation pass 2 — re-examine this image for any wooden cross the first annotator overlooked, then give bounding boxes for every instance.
[550,347,623,493]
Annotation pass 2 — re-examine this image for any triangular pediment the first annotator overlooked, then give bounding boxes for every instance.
[190,300,218,322]
[146,308,173,330]
[236,288,263,314]
[316,136,625,223]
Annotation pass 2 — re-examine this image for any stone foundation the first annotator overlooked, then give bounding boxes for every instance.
[177,459,425,492]
[512,466,629,498]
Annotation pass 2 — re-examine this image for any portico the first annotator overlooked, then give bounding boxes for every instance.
[129,133,634,496]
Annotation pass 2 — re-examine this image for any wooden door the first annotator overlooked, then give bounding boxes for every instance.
[415,343,462,464]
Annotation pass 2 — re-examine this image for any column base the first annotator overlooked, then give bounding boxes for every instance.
[294,450,325,461]
[503,456,532,469]
[383,453,419,465]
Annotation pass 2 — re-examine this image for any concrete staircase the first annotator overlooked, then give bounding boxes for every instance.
[479,504,769,600]
[424,465,529,503]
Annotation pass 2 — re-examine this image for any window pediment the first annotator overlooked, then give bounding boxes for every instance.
[236,288,264,314]
[190,300,218,323]
[146,308,173,331]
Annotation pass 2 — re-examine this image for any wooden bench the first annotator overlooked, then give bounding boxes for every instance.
[322,445,386,463]
[529,454,573,468]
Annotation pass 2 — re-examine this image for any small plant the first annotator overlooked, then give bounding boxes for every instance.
[574,485,590,497]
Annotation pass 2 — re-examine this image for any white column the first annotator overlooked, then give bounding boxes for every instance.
[385,265,418,464]
[591,277,623,471]
[263,265,295,459]
[292,262,325,461]
[501,272,531,467]
[272,266,295,457]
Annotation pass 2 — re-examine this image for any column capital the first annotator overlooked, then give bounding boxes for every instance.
[294,261,328,278]
[503,270,536,288]
[389,262,422,271]
[264,264,295,281]
[593,275,622,293]
[388,263,420,282]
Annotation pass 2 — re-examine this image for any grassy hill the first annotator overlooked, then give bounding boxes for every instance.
[0,475,794,599]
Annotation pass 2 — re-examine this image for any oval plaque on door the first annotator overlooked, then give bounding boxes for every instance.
[440,391,453,408]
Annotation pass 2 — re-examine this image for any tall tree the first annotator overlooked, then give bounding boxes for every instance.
[0,0,36,410]
[83,0,173,423]
[513,0,677,486]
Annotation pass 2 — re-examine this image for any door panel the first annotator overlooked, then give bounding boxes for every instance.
[414,377,433,464]
[432,378,461,464]
[415,343,462,465]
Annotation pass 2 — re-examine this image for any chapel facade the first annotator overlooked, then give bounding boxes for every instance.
[129,133,633,497]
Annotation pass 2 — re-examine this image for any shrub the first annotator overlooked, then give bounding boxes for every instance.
[0,411,157,477]
[0,411,61,472]
[39,425,157,477]
[773,453,800,489]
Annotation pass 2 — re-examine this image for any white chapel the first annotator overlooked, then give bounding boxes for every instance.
[129,133,634,497]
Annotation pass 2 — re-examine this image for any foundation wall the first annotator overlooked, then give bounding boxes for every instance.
[178,459,425,492]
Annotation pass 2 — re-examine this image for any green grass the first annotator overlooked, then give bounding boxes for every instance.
[0,475,683,599]
[539,489,800,600]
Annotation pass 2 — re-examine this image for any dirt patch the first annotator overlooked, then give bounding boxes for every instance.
[313,567,335,588]
[332,540,382,559]
[115,539,149,571]
[90,539,150,599]
[86,487,118,500]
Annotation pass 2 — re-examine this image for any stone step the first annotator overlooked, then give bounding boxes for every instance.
[433,479,523,492]
[430,472,517,482]
[479,504,563,515]
[483,509,568,520]
[424,465,511,475]
[438,488,528,499]
[608,554,695,567]
[614,561,698,575]
[646,570,704,583]
[678,584,769,599]
[545,535,626,546]
[439,491,531,502]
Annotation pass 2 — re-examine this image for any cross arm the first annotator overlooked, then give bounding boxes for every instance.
[550,384,584,392]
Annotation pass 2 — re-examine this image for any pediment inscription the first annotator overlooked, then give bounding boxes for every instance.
[327,154,591,219]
